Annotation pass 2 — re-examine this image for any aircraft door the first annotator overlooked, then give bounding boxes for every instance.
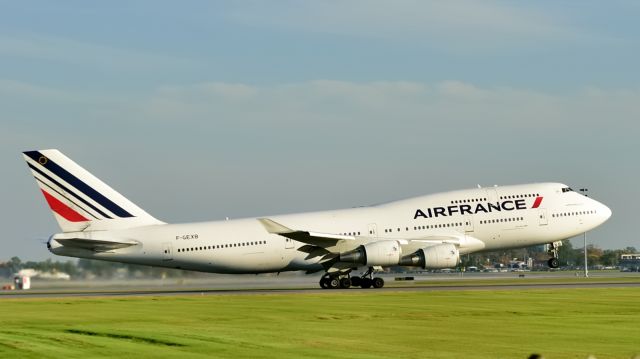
[485,187,498,203]
[284,237,295,249]
[368,223,378,237]
[538,209,548,226]
[464,216,474,232]
[162,242,173,261]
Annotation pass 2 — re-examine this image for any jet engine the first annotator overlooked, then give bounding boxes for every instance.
[398,243,460,269]
[339,240,402,266]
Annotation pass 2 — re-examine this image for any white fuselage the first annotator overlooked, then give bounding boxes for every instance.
[48,183,611,274]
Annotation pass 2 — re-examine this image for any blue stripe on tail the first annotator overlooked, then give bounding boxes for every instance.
[24,151,134,218]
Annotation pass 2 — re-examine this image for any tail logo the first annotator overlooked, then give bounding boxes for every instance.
[24,150,134,220]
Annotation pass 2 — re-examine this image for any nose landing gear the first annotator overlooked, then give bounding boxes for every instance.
[547,241,562,269]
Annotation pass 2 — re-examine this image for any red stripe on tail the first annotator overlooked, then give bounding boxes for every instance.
[532,196,544,209]
[41,190,89,222]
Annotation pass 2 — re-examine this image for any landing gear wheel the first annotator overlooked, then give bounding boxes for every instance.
[339,277,352,289]
[360,278,372,289]
[350,276,361,287]
[319,277,329,289]
[546,242,562,269]
[372,277,385,288]
[329,277,340,289]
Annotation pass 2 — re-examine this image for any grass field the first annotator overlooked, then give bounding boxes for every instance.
[1,287,639,359]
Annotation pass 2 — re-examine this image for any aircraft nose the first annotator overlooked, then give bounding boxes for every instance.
[599,203,612,222]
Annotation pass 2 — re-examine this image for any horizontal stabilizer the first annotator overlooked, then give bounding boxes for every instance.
[55,237,139,252]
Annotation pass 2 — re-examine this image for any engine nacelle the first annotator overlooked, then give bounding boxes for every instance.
[398,243,460,269]
[339,240,402,266]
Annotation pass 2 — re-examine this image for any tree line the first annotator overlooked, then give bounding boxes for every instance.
[0,257,195,279]
[461,242,637,269]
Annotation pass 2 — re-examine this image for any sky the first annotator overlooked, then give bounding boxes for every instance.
[1,1,639,261]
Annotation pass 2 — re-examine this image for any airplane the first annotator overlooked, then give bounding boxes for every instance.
[23,149,612,289]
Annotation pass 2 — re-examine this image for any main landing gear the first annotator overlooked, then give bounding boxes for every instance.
[319,267,385,289]
[547,241,562,269]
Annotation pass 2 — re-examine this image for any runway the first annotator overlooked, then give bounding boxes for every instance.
[2,274,639,299]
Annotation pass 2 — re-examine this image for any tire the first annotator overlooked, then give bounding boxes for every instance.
[372,277,385,288]
[360,278,372,289]
[329,277,340,289]
[339,277,352,289]
[350,276,361,287]
[319,277,329,289]
[548,257,559,269]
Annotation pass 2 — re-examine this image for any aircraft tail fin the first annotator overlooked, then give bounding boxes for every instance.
[23,149,164,232]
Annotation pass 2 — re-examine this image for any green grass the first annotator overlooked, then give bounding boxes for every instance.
[1,288,639,359]
[405,275,640,287]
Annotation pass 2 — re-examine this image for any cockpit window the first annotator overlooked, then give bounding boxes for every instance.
[562,187,574,193]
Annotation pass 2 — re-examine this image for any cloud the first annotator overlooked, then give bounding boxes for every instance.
[0,79,78,102]
[3,78,638,150]
[227,1,597,51]
[137,80,639,132]
[4,78,638,135]
[0,34,198,71]
[157,83,258,99]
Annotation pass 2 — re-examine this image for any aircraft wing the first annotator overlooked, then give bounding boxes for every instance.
[258,218,484,254]
[258,218,356,247]
[55,238,139,252]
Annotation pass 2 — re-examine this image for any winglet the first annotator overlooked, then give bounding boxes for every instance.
[257,218,295,234]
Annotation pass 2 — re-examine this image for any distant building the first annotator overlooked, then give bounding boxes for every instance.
[509,259,529,271]
[14,276,30,290]
[620,254,640,272]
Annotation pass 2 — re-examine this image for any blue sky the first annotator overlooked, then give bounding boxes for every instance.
[1,1,638,260]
